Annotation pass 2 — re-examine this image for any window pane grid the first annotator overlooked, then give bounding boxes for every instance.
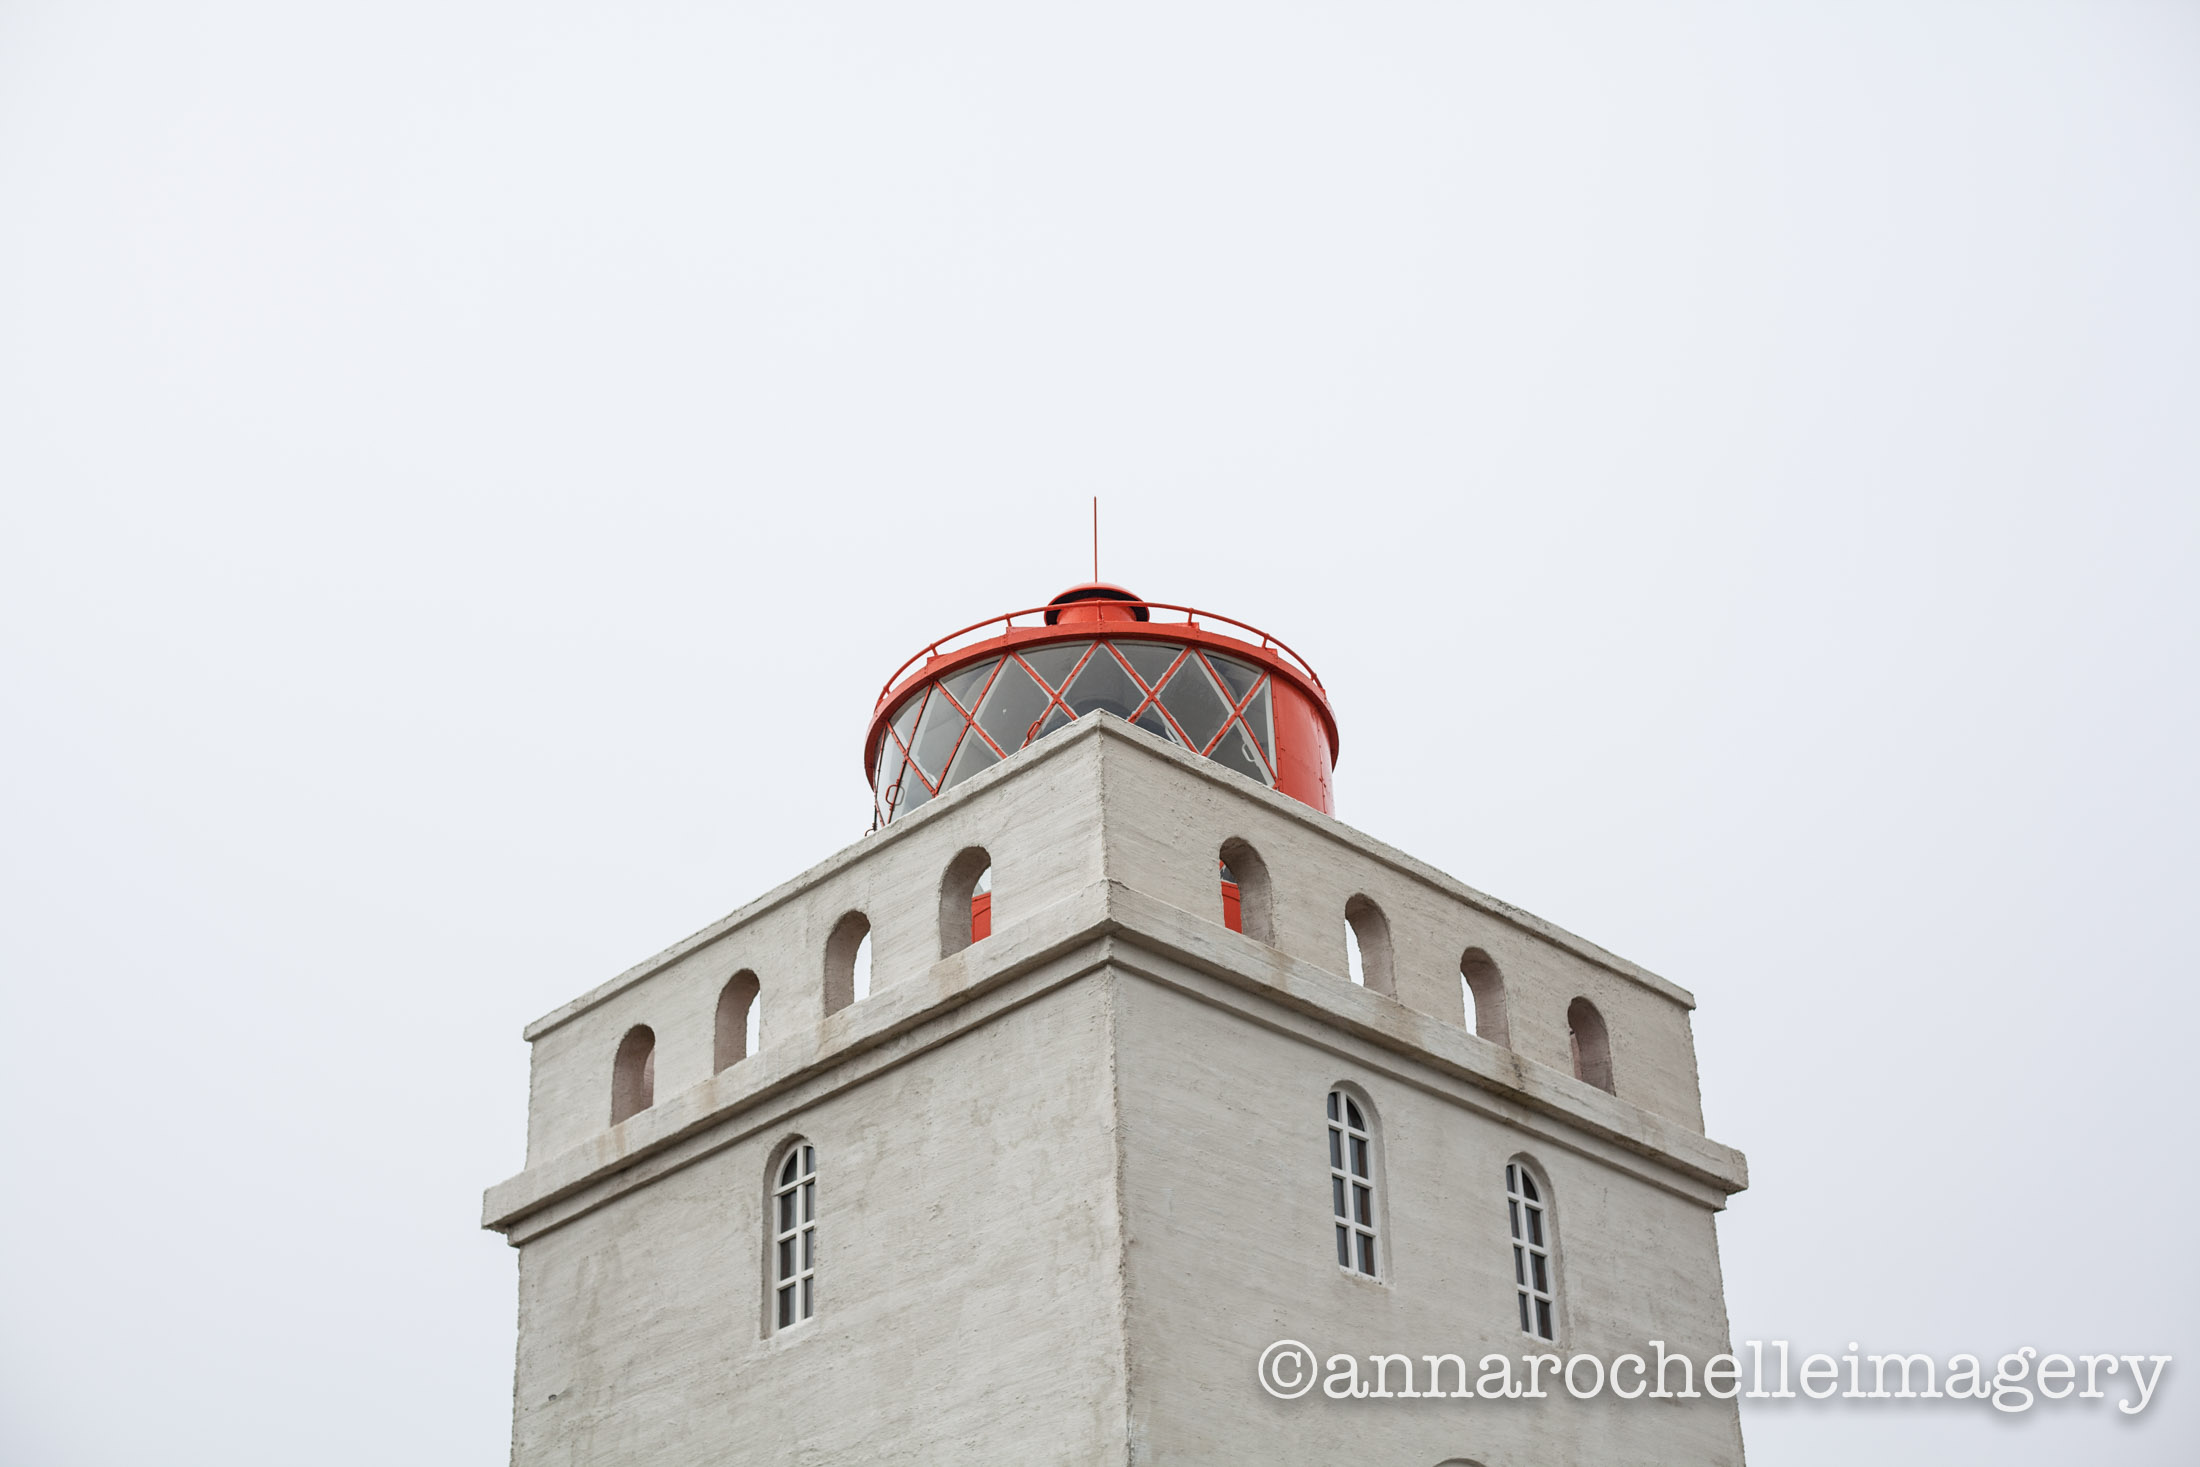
[772,1145,818,1331]
[1327,1091,1378,1279]
[876,638,1292,825]
[1507,1165,1555,1342]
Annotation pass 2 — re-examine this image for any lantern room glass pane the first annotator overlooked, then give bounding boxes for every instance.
[897,769,933,815]
[977,656,1052,753]
[1132,703,1177,743]
[940,658,998,715]
[1113,640,1182,690]
[1243,681,1273,763]
[943,723,1001,789]
[1206,651,1263,705]
[1211,723,1270,785]
[1019,642,1090,690]
[890,688,927,751]
[1064,645,1143,720]
[1033,705,1073,741]
[910,685,968,780]
[876,745,908,815]
[1159,659,1229,752]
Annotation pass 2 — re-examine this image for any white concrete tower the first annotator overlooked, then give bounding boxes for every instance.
[483,586,1750,1464]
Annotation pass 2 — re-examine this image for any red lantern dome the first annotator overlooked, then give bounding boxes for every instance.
[864,585,1339,827]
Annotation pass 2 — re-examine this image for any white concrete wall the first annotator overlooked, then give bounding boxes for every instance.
[510,978,1130,1465]
[487,717,1746,1466]
[1109,969,1744,1466]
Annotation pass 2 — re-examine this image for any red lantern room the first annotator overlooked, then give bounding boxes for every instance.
[864,584,1339,829]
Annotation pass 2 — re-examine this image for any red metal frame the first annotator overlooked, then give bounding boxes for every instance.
[874,599,1324,709]
[875,638,1285,810]
[864,599,1339,782]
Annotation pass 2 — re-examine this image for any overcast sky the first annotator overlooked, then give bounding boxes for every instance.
[3,3,2196,1462]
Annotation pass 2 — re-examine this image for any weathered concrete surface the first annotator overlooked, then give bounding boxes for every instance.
[485,717,1749,1464]
[1111,967,1745,1466]
[508,976,1129,1464]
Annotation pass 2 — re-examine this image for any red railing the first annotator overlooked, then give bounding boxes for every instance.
[872,600,1328,715]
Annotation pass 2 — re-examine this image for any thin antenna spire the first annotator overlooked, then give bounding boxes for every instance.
[1092,496,1099,582]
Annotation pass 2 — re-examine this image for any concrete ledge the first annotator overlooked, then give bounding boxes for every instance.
[483,877,1746,1239]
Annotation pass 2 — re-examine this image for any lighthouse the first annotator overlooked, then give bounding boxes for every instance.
[484,584,1750,1464]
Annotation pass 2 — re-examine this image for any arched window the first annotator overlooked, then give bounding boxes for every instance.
[714,971,760,1071]
[1326,1089,1379,1279]
[1343,895,1394,994]
[1567,997,1614,1094]
[938,847,993,956]
[823,912,870,1015]
[1506,1160,1557,1342]
[770,1142,817,1331]
[1219,838,1273,942]
[1460,948,1509,1047]
[610,1024,655,1124]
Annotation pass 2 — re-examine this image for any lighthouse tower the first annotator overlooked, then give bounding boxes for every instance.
[483,585,1750,1465]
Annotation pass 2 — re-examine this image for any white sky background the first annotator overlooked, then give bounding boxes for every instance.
[2,2,2195,1461]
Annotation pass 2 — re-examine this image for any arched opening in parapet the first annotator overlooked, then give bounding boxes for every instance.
[715,971,760,1071]
[1460,948,1508,1048]
[611,1024,656,1124]
[1219,837,1273,942]
[824,912,872,1014]
[1343,895,1394,995]
[939,847,994,956]
[1567,997,1614,1094]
